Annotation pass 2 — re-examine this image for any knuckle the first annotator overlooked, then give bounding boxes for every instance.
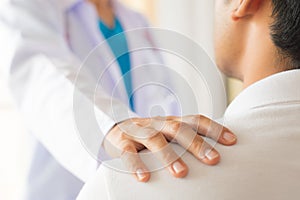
[147,132,164,142]
[145,133,166,149]
[168,121,182,132]
[134,118,152,127]
[120,141,135,153]
[196,114,209,124]
[143,128,160,139]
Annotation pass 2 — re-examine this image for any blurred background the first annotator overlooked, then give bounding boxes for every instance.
[0,0,243,199]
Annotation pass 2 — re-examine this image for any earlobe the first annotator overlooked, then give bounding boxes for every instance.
[231,0,262,21]
[231,9,240,21]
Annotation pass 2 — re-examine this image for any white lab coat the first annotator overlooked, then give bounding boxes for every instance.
[0,0,178,199]
[77,69,300,200]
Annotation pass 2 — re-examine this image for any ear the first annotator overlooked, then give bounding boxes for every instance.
[231,0,263,21]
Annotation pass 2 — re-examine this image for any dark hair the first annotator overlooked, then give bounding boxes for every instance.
[270,0,300,69]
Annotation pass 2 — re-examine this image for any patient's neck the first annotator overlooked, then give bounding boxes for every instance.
[239,31,286,88]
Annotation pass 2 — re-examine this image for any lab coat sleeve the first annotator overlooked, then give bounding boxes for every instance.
[0,0,136,182]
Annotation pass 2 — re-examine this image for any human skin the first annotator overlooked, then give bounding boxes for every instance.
[214,0,286,88]
[89,0,115,28]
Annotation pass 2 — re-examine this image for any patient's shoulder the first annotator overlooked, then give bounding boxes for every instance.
[78,134,300,200]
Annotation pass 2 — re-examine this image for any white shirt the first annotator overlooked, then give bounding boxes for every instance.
[77,69,300,200]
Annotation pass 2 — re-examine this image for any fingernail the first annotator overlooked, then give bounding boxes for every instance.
[172,161,185,174]
[136,169,147,180]
[205,149,219,160]
[223,131,236,143]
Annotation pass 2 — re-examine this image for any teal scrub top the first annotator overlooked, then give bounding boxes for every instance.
[99,17,135,111]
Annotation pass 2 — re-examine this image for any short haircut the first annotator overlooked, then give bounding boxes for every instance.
[270,0,300,69]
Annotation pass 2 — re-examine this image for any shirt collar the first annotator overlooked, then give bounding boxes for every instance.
[225,69,300,117]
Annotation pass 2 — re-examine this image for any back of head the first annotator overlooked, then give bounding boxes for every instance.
[270,0,300,70]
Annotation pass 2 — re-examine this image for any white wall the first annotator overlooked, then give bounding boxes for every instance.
[154,0,226,117]
[156,0,215,56]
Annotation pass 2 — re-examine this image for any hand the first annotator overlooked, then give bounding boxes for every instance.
[103,115,237,182]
